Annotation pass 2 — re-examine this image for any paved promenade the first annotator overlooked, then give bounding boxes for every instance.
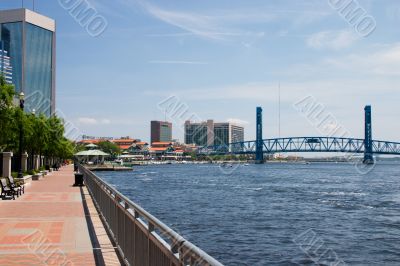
[0,165,119,265]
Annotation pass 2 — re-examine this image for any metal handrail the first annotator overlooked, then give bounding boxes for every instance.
[78,164,223,266]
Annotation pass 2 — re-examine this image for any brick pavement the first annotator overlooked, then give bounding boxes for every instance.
[0,165,120,266]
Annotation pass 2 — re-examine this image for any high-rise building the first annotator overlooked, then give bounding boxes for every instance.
[0,41,12,84]
[0,8,56,115]
[184,120,244,148]
[151,121,172,144]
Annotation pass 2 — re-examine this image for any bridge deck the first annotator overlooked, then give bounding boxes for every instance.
[198,137,400,155]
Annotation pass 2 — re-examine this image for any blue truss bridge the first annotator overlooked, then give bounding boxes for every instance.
[197,106,400,164]
[199,137,400,156]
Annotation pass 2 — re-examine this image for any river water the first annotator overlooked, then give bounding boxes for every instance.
[96,162,400,265]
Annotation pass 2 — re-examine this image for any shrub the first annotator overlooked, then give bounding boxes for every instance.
[27,170,36,175]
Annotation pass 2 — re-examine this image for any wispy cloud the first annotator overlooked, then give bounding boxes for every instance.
[77,117,111,125]
[149,60,208,65]
[138,2,268,40]
[324,43,400,76]
[146,32,195,37]
[97,0,330,45]
[270,42,400,79]
[306,30,359,50]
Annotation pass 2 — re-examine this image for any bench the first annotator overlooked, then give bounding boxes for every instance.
[7,176,24,195]
[0,178,18,200]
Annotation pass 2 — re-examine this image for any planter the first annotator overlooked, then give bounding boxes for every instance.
[21,175,32,185]
[32,173,43,181]
[41,170,49,176]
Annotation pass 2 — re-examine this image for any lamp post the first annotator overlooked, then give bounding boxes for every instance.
[18,92,25,178]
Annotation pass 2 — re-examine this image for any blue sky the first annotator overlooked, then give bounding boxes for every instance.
[1,0,400,143]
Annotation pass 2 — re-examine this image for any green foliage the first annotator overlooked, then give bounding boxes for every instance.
[27,170,37,175]
[0,75,16,151]
[97,141,121,157]
[0,74,75,164]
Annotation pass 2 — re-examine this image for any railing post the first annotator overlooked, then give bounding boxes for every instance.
[148,222,155,266]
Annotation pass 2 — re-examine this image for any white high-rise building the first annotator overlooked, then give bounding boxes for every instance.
[184,120,244,148]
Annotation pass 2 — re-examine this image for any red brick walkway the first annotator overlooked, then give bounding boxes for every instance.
[0,165,97,265]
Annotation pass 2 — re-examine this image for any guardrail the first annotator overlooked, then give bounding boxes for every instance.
[78,164,223,266]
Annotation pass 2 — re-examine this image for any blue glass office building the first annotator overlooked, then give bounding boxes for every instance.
[0,45,13,84]
[0,9,55,115]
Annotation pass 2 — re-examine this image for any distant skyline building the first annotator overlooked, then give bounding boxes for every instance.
[0,8,56,115]
[184,120,244,148]
[0,41,12,83]
[151,121,172,144]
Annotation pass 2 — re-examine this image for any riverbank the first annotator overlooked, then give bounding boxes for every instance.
[0,165,120,265]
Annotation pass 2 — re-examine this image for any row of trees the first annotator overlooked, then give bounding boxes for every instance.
[0,75,74,168]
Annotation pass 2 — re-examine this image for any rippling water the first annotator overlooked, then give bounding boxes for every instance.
[96,162,400,265]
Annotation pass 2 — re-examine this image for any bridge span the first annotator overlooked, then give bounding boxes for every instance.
[197,106,400,164]
[199,137,400,156]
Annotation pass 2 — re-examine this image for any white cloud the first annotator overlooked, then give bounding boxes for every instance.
[323,43,400,76]
[165,79,395,104]
[307,30,359,50]
[100,119,111,124]
[270,42,400,78]
[77,117,111,125]
[137,1,268,40]
[107,0,328,42]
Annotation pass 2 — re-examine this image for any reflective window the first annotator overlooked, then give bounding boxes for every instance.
[25,23,53,116]
[0,22,23,92]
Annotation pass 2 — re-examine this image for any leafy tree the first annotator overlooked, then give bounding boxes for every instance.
[0,75,16,151]
[97,141,121,157]
[0,74,78,168]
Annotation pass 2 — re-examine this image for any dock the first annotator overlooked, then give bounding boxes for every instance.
[86,165,132,171]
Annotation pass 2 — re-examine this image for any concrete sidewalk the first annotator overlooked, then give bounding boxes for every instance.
[0,165,119,265]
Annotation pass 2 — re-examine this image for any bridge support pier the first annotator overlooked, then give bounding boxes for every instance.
[255,107,264,164]
[363,105,374,164]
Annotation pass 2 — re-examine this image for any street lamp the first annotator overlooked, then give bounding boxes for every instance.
[18,92,25,178]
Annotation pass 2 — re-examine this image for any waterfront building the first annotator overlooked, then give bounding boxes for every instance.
[184,120,244,149]
[112,137,138,151]
[149,142,174,156]
[128,141,149,155]
[78,137,141,152]
[0,42,12,83]
[151,121,172,144]
[0,8,56,115]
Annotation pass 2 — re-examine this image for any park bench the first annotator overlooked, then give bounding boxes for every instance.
[0,178,17,200]
[7,176,24,196]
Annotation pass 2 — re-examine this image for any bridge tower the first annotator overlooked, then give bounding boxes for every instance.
[255,107,264,164]
[363,105,374,164]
